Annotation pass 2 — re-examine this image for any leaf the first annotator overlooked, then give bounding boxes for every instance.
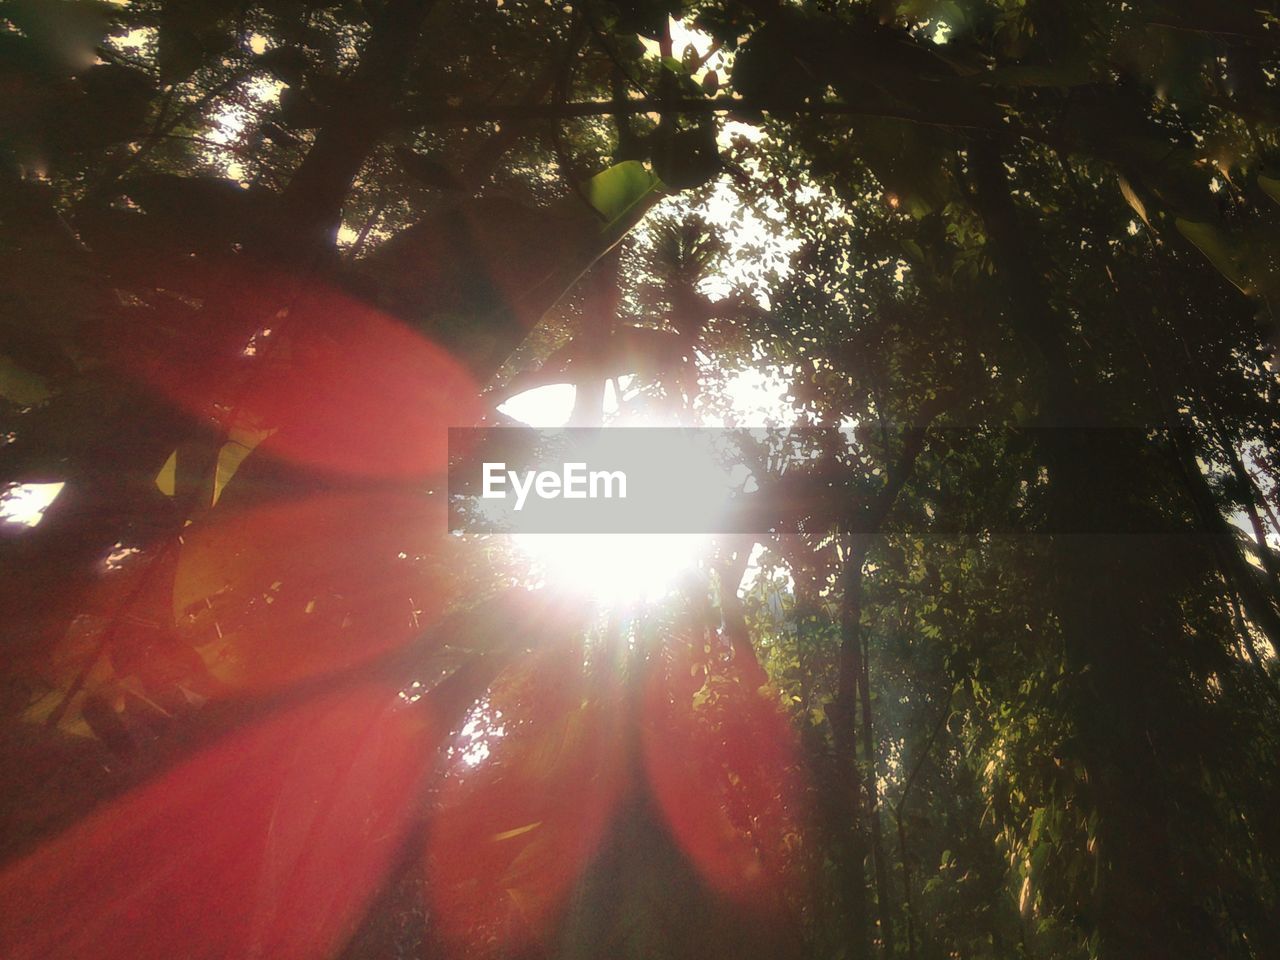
[652,126,721,191]
[1258,174,1280,208]
[732,20,824,107]
[1029,807,1045,845]
[611,0,672,39]
[492,821,543,842]
[155,450,178,497]
[253,45,310,86]
[1118,175,1152,231]
[583,160,662,228]
[1030,841,1050,880]
[157,0,235,83]
[211,425,276,506]
[844,118,953,217]
[1175,218,1251,294]
[0,356,53,406]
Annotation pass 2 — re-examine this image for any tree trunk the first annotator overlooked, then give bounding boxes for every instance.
[279,0,437,248]
[858,629,896,956]
[969,138,1226,960]
[832,537,872,960]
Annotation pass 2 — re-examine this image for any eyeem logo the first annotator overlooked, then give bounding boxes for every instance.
[482,462,628,511]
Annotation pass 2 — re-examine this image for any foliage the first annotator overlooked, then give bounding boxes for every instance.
[3,1,1280,959]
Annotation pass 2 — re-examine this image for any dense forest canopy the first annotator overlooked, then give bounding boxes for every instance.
[2,1,1280,958]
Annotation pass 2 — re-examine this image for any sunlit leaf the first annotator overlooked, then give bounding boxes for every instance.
[210,426,275,506]
[1118,175,1152,232]
[155,449,178,497]
[584,161,663,228]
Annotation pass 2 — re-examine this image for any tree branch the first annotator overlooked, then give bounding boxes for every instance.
[405,96,998,131]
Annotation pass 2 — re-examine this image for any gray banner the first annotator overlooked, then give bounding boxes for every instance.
[448,427,1214,535]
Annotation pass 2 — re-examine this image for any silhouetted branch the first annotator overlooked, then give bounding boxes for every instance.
[405,96,999,130]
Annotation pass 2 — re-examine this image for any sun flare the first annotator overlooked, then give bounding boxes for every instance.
[491,371,790,604]
[513,532,710,604]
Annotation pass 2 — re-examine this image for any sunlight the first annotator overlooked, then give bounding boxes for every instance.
[453,698,505,767]
[499,384,708,604]
[637,16,733,91]
[0,482,65,528]
[514,533,709,604]
[497,383,576,427]
[491,369,790,603]
[702,366,796,427]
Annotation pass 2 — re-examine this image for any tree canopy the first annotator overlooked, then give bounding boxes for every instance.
[2,1,1280,959]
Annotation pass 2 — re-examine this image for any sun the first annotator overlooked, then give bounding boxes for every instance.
[512,532,710,604]
[491,384,710,603]
[492,370,790,605]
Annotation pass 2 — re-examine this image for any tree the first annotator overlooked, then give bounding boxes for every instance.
[3,1,1280,959]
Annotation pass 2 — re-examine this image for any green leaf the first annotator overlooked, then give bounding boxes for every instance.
[1030,840,1050,879]
[155,450,178,497]
[211,426,275,506]
[583,161,662,228]
[1029,808,1045,845]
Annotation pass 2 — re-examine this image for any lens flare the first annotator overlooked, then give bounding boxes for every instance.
[513,532,709,604]
[642,635,807,908]
[0,683,434,960]
[426,644,627,949]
